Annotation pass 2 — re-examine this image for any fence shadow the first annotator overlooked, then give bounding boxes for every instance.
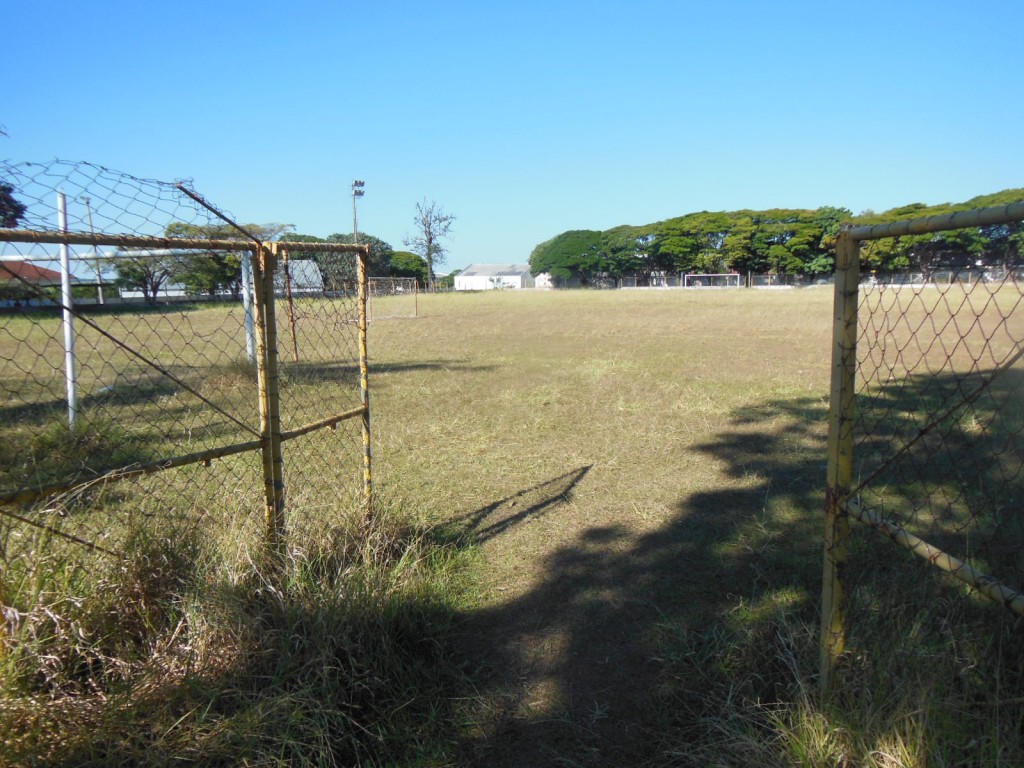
[449,466,592,546]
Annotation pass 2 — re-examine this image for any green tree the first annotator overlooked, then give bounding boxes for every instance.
[112,256,177,304]
[278,233,348,290]
[524,190,1024,285]
[404,199,455,292]
[286,232,395,289]
[389,250,429,285]
[326,232,394,277]
[0,181,27,228]
[436,268,460,290]
[529,229,608,285]
[603,226,670,283]
[164,221,292,298]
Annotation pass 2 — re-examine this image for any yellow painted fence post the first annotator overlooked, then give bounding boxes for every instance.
[252,242,287,562]
[820,230,860,698]
[357,244,373,521]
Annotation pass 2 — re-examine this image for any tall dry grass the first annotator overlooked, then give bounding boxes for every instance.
[4,287,1024,765]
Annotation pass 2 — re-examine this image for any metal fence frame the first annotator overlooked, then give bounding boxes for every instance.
[0,226,372,560]
[820,201,1024,696]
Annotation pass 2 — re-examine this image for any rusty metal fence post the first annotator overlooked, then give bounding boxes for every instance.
[253,243,286,559]
[820,200,1024,700]
[820,230,859,698]
[357,244,373,519]
[0,160,375,579]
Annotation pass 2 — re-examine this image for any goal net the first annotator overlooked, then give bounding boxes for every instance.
[683,273,743,288]
[368,277,418,320]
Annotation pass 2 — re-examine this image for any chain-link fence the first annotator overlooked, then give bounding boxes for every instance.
[0,160,370,574]
[368,277,418,320]
[616,273,831,289]
[820,201,1024,694]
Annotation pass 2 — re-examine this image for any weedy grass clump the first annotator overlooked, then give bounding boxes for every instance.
[651,539,1024,768]
[0,499,470,767]
[0,416,153,496]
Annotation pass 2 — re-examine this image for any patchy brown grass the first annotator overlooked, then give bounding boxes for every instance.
[7,286,1023,766]
[369,287,1024,767]
[367,288,835,764]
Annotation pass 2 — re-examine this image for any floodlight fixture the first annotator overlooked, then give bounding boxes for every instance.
[351,180,365,244]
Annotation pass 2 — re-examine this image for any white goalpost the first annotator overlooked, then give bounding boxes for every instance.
[368,277,418,320]
[683,273,743,288]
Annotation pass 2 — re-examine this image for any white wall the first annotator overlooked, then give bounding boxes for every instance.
[454,274,494,291]
[455,274,532,291]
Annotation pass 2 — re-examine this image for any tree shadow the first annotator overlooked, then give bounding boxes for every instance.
[454,396,829,766]
[280,358,497,388]
[853,365,1024,586]
[454,367,1024,765]
[0,376,180,426]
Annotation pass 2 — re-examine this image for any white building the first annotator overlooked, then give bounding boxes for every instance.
[454,263,535,291]
[276,259,324,294]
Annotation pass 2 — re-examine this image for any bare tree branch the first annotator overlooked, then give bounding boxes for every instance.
[404,198,455,292]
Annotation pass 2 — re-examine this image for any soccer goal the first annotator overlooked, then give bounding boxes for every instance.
[683,273,743,288]
[368,277,418,320]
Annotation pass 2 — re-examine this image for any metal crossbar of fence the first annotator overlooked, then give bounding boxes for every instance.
[820,200,1024,696]
[0,160,371,588]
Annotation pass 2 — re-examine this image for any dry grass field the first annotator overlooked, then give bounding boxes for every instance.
[367,286,1024,766]
[368,288,837,764]
[4,286,1023,766]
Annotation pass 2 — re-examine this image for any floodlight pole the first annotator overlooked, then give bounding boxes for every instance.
[352,180,364,245]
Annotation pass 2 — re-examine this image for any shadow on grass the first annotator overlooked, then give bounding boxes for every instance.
[453,396,829,767]
[281,358,497,388]
[454,370,1024,765]
[450,465,592,545]
[0,376,180,426]
[853,366,1024,585]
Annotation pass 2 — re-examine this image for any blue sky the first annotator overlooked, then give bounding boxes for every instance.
[5,0,1023,272]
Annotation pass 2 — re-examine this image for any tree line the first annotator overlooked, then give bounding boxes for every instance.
[529,189,1024,285]
[0,185,454,303]
[106,197,456,302]
[118,226,433,303]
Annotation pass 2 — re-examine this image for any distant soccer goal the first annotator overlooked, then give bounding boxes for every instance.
[368,277,418,320]
[683,273,743,288]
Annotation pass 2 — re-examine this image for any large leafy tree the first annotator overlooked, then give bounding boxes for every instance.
[852,190,1024,276]
[285,231,396,289]
[530,205,858,284]
[404,199,455,292]
[1,181,27,228]
[326,232,394,277]
[163,221,293,298]
[112,256,177,304]
[529,230,607,285]
[529,190,1024,285]
[389,250,429,285]
[602,226,668,284]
